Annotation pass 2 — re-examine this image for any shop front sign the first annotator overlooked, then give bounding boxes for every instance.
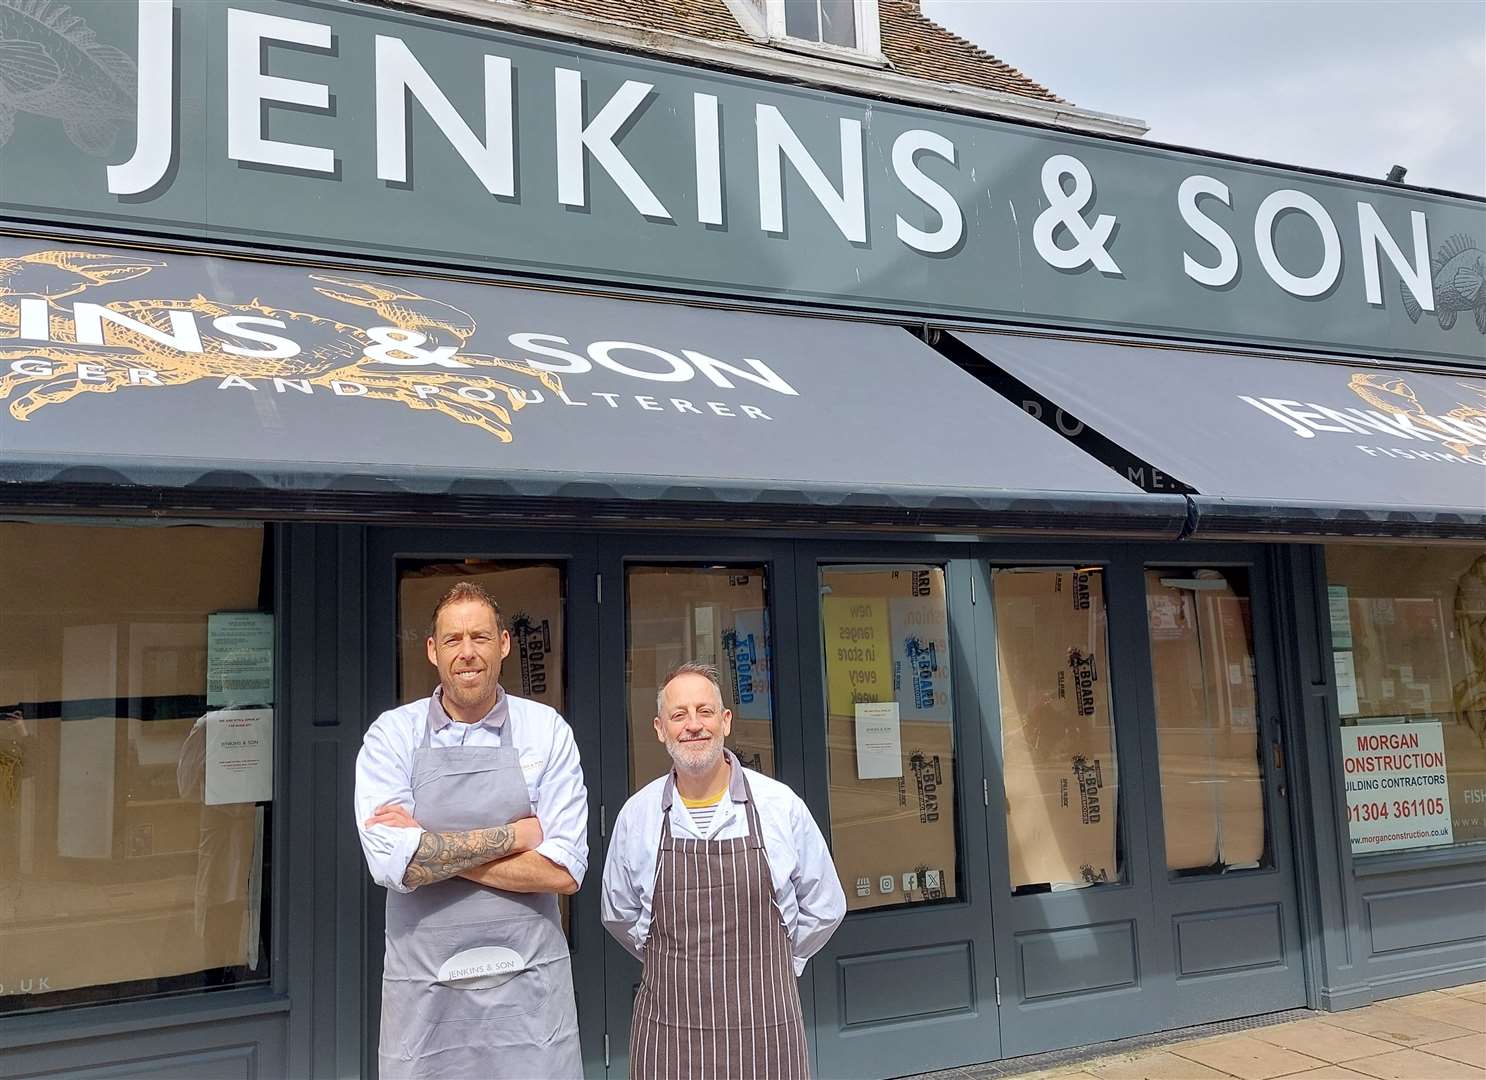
[1342,721,1454,854]
[1,0,1483,365]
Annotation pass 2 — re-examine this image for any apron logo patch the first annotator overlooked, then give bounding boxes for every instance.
[435,946,526,989]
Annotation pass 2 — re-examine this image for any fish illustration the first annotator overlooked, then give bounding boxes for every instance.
[1401,233,1486,334]
[0,0,136,155]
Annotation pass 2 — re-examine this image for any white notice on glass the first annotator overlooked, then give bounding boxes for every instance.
[854,701,902,779]
[1327,586,1353,650]
[205,709,274,805]
[1333,652,1361,717]
[208,612,274,707]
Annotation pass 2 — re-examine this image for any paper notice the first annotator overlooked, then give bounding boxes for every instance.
[1327,586,1353,650]
[205,708,274,805]
[208,612,274,707]
[854,701,903,779]
[1333,652,1361,717]
[823,596,892,715]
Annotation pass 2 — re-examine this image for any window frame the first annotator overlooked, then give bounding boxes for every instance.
[732,0,886,65]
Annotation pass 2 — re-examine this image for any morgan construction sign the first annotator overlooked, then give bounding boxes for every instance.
[0,0,1483,364]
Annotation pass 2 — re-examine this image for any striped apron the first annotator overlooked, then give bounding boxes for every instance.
[629,767,810,1080]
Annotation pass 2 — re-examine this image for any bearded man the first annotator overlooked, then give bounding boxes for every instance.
[601,661,845,1080]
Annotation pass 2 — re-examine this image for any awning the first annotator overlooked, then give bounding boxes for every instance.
[948,331,1486,538]
[0,236,1182,535]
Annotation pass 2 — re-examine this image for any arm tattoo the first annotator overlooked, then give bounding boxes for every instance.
[402,825,517,889]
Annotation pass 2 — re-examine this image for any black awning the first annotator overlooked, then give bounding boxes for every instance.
[948,330,1486,538]
[0,237,1183,535]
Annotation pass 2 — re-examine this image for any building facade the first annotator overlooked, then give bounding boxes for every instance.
[0,1,1483,1078]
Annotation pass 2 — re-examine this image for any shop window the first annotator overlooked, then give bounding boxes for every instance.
[0,521,272,1014]
[819,564,958,912]
[993,567,1123,893]
[626,565,775,791]
[1146,568,1271,875]
[1325,545,1486,857]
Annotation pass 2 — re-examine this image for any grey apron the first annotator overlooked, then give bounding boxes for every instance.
[379,713,581,1080]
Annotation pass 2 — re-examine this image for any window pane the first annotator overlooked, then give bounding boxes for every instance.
[0,522,271,1013]
[820,0,857,47]
[627,566,775,791]
[1326,545,1486,855]
[821,565,958,912]
[994,568,1122,892]
[783,0,821,40]
[1146,569,1269,875]
[398,561,565,713]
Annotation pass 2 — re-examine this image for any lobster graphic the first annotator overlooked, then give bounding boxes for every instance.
[0,248,563,441]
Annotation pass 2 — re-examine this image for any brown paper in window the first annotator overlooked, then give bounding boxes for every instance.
[823,568,958,911]
[996,570,1118,889]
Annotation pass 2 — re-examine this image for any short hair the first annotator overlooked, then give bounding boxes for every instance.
[428,580,504,639]
[656,660,722,715]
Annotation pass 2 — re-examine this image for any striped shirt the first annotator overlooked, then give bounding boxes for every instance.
[680,784,727,838]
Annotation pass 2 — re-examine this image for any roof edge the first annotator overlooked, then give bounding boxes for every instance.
[378,0,1150,137]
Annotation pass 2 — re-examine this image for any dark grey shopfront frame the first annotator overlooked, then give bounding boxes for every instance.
[4,519,1481,1080]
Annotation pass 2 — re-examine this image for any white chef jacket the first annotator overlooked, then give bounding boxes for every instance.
[354,686,588,893]
[602,754,846,976]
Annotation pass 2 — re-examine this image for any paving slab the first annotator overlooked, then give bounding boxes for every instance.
[1087,1049,1231,1079]
[1317,1004,1474,1046]
[1247,1020,1399,1063]
[1167,1035,1327,1080]
[1415,1033,1486,1069]
[1342,1046,1486,1079]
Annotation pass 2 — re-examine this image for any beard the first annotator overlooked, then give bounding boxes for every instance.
[443,671,496,715]
[665,732,725,776]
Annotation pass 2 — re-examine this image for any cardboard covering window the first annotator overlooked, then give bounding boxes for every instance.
[398,563,566,715]
[1326,546,1486,848]
[1145,572,1266,872]
[994,569,1120,890]
[820,566,957,912]
[626,567,775,791]
[0,522,268,1003]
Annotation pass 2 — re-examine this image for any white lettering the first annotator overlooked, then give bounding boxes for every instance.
[1254,189,1341,297]
[1178,175,1239,287]
[509,332,591,374]
[413,384,440,399]
[375,37,514,196]
[272,377,312,394]
[214,315,301,359]
[708,400,734,416]
[592,392,620,407]
[670,398,700,414]
[128,367,162,385]
[755,105,866,243]
[892,129,962,255]
[219,375,257,390]
[108,0,175,195]
[694,93,723,226]
[635,394,662,411]
[682,350,798,395]
[740,404,772,420]
[18,298,49,341]
[78,363,106,384]
[74,304,203,353]
[227,9,335,174]
[458,385,499,401]
[588,341,690,382]
[1358,203,1434,311]
[554,69,669,217]
[9,359,52,378]
[331,380,367,396]
[1239,395,1314,438]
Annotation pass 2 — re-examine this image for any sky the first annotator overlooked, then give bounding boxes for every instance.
[920,0,1486,196]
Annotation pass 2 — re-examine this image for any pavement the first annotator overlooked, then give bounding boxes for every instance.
[908,983,1486,1080]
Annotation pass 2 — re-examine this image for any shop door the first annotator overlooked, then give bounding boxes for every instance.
[796,545,1003,1080]
[595,538,805,1079]
[980,546,1305,1057]
[363,529,606,1077]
